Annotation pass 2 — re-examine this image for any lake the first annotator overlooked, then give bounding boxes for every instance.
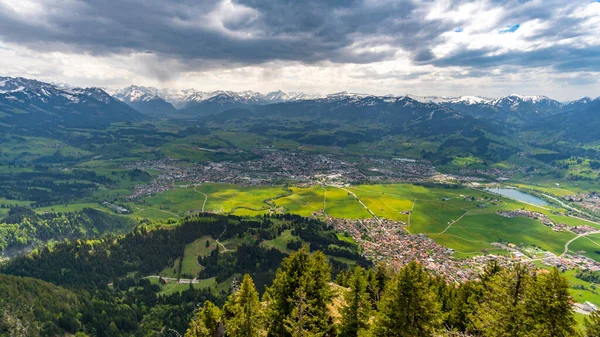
[485,188,549,206]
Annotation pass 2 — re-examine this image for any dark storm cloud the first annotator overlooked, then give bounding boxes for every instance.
[0,0,419,65]
[0,0,596,74]
[433,45,600,72]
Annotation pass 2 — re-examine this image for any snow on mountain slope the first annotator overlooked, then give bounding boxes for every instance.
[407,95,491,105]
[111,86,326,108]
[106,83,595,120]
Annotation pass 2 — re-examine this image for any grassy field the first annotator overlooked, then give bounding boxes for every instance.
[180,236,217,277]
[566,234,600,261]
[275,187,327,216]
[159,258,180,278]
[133,183,285,219]
[434,215,575,255]
[261,229,299,254]
[158,236,218,278]
[128,182,598,261]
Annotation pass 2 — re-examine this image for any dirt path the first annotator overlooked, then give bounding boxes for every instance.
[323,188,328,215]
[408,199,417,227]
[193,185,209,212]
[215,225,232,253]
[438,210,469,235]
[134,206,181,218]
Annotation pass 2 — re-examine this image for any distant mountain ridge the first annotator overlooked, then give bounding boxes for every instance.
[111,85,176,116]
[0,76,146,133]
[2,76,599,143]
[110,84,598,120]
[110,85,323,113]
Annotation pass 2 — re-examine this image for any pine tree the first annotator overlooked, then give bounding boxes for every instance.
[185,301,222,337]
[365,262,390,309]
[585,310,600,337]
[265,247,333,337]
[471,263,531,337]
[446,281,479,333]
[223,274,263,337]
[370,261,442,337]
[284,286,324,337]
[525,268,577,337]
[339,266,372,337]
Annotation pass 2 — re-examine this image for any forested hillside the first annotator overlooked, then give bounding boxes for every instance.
[2,212,599,337]
[0,207,134,256]
[184,249,588,337]
[0,213,370,336]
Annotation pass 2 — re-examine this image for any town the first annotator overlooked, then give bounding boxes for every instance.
[126,149,442,199]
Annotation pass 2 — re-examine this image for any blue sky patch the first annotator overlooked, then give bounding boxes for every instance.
[499,24,520,34]
[455,27,464,33]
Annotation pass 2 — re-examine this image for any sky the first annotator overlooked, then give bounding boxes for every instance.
[0,0,598,100]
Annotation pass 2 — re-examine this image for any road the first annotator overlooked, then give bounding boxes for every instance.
[193,185,209,212]
[329,185,381,224]
[407,199,417,228]
[561,230,600,257]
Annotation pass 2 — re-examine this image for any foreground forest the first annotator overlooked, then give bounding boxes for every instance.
[2,212,600,337]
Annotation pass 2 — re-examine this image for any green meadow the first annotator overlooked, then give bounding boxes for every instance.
[180,236,217,277]
[129,182,597,262]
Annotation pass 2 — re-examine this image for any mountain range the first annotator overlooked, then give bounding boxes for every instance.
[0,77,144,134]
[1,76,599,143]
[109,84,598,124]
[109,85,322,115]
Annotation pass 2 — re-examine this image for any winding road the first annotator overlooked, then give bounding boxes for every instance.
[561,230,600,257]
[193,185,209,212]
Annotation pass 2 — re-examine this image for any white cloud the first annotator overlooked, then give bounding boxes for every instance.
[0,0,598,100]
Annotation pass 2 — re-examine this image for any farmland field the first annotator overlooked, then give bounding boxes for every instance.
[128,182,599,262]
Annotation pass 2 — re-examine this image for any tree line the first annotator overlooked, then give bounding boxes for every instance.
[185,248,600,337]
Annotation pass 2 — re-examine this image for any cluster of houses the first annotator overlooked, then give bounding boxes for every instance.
[565,192,600,214]
[496,209,598,235]
[327,217,478,282]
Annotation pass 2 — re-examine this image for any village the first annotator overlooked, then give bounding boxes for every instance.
[497,209,598,234]
[327,216,482,283]
[565,191,600,214]
[328,211,600,286]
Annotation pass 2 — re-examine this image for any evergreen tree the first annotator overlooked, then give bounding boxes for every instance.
[370,261,442,337]
[284,286,324,337]
[525,268,577,337]
[446,281,479,333]
[265,247,333,337]
[339,266,372,337]
[471,264,531,337]
[185,301,222,337]
[223,274,263,337]
[585,310,600,337]
[365,262,390,309]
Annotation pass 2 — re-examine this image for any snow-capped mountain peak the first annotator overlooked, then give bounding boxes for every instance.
[406,95,491,105]
[0,76,115,105]
[113,85,164,103]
